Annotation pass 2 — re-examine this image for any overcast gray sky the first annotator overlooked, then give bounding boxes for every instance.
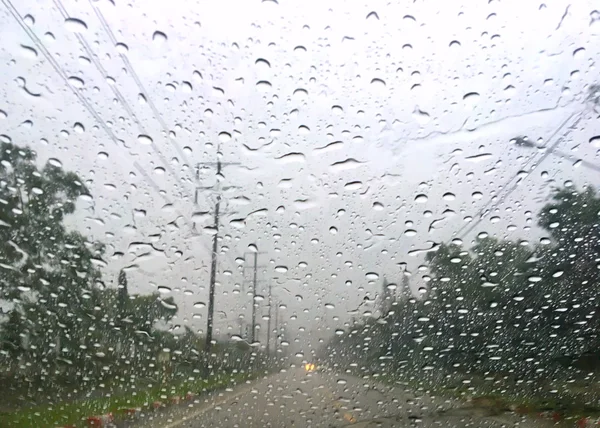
[1,0,599,356]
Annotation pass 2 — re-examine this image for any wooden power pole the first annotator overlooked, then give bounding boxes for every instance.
[195,153,239,351]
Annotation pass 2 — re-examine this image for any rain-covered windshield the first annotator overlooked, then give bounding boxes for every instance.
[0,0,599,427]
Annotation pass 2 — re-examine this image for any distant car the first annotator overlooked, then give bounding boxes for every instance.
[304,363,316,372]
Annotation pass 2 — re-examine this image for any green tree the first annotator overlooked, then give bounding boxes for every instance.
[322,185,600,400]
[532,186,600,370]
[0,143,181,396]
[0,143,93,301]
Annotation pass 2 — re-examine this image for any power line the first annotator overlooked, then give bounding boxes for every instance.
[1,0,194,229]
[528,146,600,174]
[456,108,587,240]
[457,86,600,239]
[51,0,186,187]
[5,0,247,338]
[87,0,192,168]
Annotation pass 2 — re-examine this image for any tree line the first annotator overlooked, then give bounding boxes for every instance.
[0,142,257,408]
[322,185,600,404]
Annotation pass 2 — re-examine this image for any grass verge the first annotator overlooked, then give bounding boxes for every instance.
[0,371,258,428]
[373,371,600,424]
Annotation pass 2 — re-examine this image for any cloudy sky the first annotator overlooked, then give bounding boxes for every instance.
[1,0,599,355]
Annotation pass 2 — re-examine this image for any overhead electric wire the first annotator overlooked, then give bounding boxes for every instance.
[425,99,592,272]
[1,0,192,228]
[87,0,192,168]
[88,0,260,283]
[456,107,588,240]
[51,0,185,187]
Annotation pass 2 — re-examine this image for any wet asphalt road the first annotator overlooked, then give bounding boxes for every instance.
[133,368,547,428]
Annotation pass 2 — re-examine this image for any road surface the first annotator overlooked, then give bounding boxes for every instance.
[133,368,547,428]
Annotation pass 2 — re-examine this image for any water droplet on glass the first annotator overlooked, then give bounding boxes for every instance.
[413,107,430,125]
[24,14,35,26]
[366,11,379,20]
[366,272,379,280]
[73,122,85,133]
[449,40,461,48]
[181,81,192,93]
[463,92,480,108]
[153,30,167,43]
[275,265,288,273]
[324,303,335,309]
[331,105,343,115]
[256,80,272,92]
[443,192,456,201]
[573,47,585,59]
[218,132,232,143]
[64,17,87,33]
[405,229,417,237]
[370,78,386,88]
[330,158,364,172]
[48,158,63,168]
[116,42,129,53]
[298,125,310,135]
[68,76,85,88]
[415,194,428,203]
[20,45,37,59]
[157,286,171,294]
[293,88,308,100]
[344,181,362,190]
[276,152,306,164]
[138,134,153,145]
[372,202,384,211]
[255,58,271,68]
[194,302,206,308]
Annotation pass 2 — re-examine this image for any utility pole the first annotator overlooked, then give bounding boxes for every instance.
[265,282,281,357]
[274,300,279,353]
[266,283,272,357]
[252,253,258,344]
[195,152,240,352]
[243,250,266,344]
[237,317,244,338]
[205,171,220,351]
